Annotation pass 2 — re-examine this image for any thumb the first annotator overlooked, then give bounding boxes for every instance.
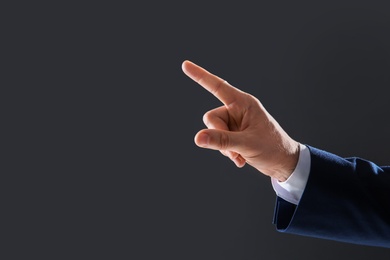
[194,129,240,151]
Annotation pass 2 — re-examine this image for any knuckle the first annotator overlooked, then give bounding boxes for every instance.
[220,150,228,157]
[213,80,224,96]
[219,133,230,150]
[202,111,211,125]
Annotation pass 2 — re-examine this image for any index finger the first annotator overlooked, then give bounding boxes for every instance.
[181,60,244,106]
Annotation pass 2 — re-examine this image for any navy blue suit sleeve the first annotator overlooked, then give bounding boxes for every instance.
[273,145,390,248]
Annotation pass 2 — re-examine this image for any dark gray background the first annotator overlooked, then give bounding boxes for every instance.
[3,1,390,259]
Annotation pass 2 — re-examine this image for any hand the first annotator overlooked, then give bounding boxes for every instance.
[182,60,300,181]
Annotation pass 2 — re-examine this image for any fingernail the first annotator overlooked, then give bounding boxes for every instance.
[197,133,209,147]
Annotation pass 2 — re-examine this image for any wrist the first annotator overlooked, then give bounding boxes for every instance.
[272,141,300,182]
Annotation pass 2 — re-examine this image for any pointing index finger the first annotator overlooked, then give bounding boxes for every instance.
[182,60,243,106]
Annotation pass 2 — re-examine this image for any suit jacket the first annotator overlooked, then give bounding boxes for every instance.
[273,145,390,248]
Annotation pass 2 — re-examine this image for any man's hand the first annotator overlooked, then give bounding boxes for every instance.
[182,60,300,181]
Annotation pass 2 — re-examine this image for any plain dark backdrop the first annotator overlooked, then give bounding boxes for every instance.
[3,1,390,259]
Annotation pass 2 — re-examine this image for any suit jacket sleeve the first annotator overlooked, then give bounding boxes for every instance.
[273,145,390,248]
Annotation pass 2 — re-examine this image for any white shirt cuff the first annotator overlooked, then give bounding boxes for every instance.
[271,144,311,205]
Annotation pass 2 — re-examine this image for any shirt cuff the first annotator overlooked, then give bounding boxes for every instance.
[271,143,311,205]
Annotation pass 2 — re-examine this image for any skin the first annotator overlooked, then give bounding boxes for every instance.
[182,60,300,182]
